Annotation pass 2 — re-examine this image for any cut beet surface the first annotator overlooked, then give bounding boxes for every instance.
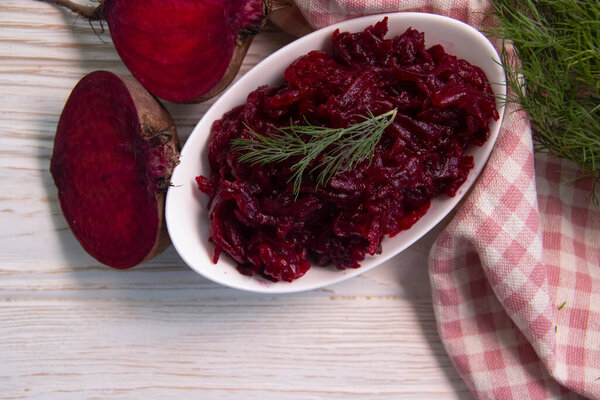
[50,71,180,269]
[46,0,269,103]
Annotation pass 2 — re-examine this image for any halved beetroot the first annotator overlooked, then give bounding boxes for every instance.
[50,70,180,269]
[47,0,269,103]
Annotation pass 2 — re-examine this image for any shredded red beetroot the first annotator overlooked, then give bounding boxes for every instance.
[196,18,499,282]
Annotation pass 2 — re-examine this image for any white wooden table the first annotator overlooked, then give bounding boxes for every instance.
[0,2,472,398]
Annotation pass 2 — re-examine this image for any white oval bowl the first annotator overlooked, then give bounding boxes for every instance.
[165,12,506,293]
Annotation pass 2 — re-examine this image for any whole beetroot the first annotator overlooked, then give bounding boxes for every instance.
[50,70,180,269]
[46,0,270,103]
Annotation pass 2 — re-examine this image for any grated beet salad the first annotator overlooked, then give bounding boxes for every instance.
[196,18,499,282]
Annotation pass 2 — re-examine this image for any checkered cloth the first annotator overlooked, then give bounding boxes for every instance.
[288,1,600,399]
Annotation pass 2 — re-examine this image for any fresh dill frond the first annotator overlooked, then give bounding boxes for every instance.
[490,0,600,193]
[231,108,398,196]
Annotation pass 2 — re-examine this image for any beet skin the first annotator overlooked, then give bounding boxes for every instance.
[50,71,180,269]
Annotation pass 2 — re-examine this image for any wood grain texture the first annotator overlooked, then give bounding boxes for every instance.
[0,2,471,398]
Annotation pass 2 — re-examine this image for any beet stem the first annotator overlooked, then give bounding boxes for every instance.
[45,0,103,20]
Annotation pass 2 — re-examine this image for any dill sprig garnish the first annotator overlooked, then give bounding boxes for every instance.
[490,0,600,193]
[231,108,397,196]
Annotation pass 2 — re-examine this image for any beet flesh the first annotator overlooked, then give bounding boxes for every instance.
[50,71,180,269]
[104,0,267,102]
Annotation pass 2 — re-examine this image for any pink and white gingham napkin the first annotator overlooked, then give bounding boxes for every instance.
[289,1,600,398]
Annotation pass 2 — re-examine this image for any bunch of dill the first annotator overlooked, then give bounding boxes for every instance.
[490,0,600,187]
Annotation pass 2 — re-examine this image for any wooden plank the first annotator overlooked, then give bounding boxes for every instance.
[0,297,470,399]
